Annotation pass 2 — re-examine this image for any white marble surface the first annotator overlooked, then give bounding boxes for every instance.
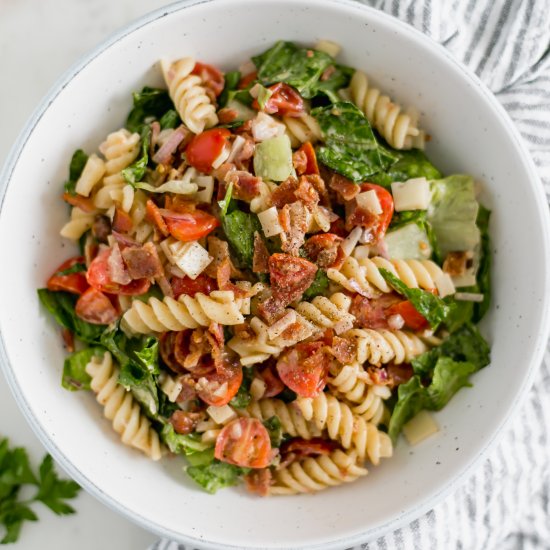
[0,1,173,547]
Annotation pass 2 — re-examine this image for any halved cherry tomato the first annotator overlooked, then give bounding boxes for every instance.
[357,183,394,241]
[214,417,271,468]
[238,71,257,90]
[252,83,305,117]
[276,341,330,398]
[75,287,119,325]
[112,206,133,233]
[197,364,243,407]
[62,192,96,213]
[146,200,169,236]
[192,62,225,97]
[164,210,219,242]
[87,248,150,296]
[186,128,231,174]
[387,300,429,331]
[297,142,319,175]
[47,256,89,295]
[171,274,217,298]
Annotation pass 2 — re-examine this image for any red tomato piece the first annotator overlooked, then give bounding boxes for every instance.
[62,192,96,213]
[387,300,429,331]
[214,418,272,468]
[252,83,305,117]
[47,256,89,295]
[276,341,330,398]
[297,142,319,175]
[146,200,169,236]
[191,62,225,97]
[170,274,217,298]
[164,210,219,242]
[75,287,119,325]
[258,363,285,398]
[186,128,231,174]
[197,365,243,407]
[348,183,394,241]
[86,248,150,296]
[238,71,257,90]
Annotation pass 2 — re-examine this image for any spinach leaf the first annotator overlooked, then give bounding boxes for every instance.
[387,376,427,442]
[369,148,442,188]
[126,87,174,133]
[379,269,454,330]
[263,416,283,447]
[313,64,354,103]
[426,357,478,409]
[62,347,102,391]
[219,70,241,108]
[37,289,105,344]
[122,124,151,185]
[159,109,180,130]
[186,461,248,494]
[253,41,333,99]
[230,367,254,408]
[63,150,88,195]
[312,101,397,181]
[302,269,329,301]
[474,205,491,322]
[160,425,212,455]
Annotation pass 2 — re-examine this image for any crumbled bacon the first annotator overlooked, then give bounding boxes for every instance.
[292,149,308,176]
[216,257,249,299]
[301,174,330,207]
[329,335,356,364]
[366,366,392,386]
[271,176,320,208]
[244,468,272,497]
[107,243,132,285]
[225,170,261,201]
[385,362,414,387]
[349,294,402,330]
[112,206,133,233]
[146,199,169,236]
[279,438,338,467]
[212,162,236,185]
[303,233,343,269]
[280,202,310,256]
[205,322,227,372]
[170,410,203,435]
[329,173,360,202]
[91,215,111,243]
[443,251,471,277]
[122,242,163,280]
[205,236,244,279]
[233,134,255,171]
[176,375,198,403]
[345,199,380,236]
[253,232,270,274]
[217,108,239,124]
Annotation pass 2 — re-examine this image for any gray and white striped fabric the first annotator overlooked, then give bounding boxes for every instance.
[151,1,550,548]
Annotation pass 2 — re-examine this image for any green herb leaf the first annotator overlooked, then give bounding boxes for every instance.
[219,70,241,108]
[122,124,151,185]
[302,269,329,300]
[159,109,180,130]
[62,347,103,391]
[186,461,248,494]
[262,416,283,447]
[379,268,454,330]
[126,87,174,133]
[312,101,398,181]
[63,150,88,195]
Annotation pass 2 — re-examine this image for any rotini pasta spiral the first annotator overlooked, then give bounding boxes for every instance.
[294,293,355,336]
[122,290,246,334]
[85,351,163,460]
[349,70,425,150]
[296,393,393,464]
[245,398,321,440]
[227,317,283,366]
[328,256,445,295]
[59,206,95,240]
[269,449,367,495]
[282,113,322,147]
[161,57,218,134]
[74,154,105,197]
[343,328,428,366]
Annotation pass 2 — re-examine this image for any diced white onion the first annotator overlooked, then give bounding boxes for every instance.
[341,226,363,256]
[226,135,246,163]
[391,177,431,211]
[258,206,283,237]
[454,292,484,302]
[211,143,231,169]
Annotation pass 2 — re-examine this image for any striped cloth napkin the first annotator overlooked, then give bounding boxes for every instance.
[152,0,550,548]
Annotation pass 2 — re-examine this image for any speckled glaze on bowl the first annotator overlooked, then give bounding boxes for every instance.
[1,0,549,548]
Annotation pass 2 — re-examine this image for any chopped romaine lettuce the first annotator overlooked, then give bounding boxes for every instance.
[379,269,455,330]
[230,367,254,408]
[262,416,283,447]
[186,461,249,494]
[253,134,293,182]
[302,269,329,300]
[126,86,174,133]
[122,125,150,185]
[384,223,432,260]
[63,149,88,195]
[219,70,241,107]
[389,210,441,263]
[37,289,105,344]
[161,425,213,455]
[313,64,354,103]
[474,205,491,321]
[312,102,398,181]
[62,347,102,391]
[159,109,180,130]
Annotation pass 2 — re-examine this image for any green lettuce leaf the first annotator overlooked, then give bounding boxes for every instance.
[63,150,88,195]
[186,461,248,494]
[122,124,151,185]
[62,347,103,391]
[313,64,354,102]
[37,289,105,344]
[387,376,427,442]
[218,70,241,108]
[160,425,213,455]
[474,205,491,322]
[126,87,174,133]
[379,269,454,330]
[263,416,283,447]
[312,101,398,181]
[302,269,329,300]
[230,367,254,408]
[159,109,180,130]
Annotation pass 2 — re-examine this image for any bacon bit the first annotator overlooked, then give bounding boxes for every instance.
[320,65,336,81]
[121,242,163,280]
[271,177,301,208]
[179,329,210,374]
[112,206,133,233]
[278,207,290,233]
[225,170,261,201]
[350,293,402,330]
[279,438,338,467]
[218,108,239,124]
[280,202,309,257]
[385,363,414,387]
[244,468,272,497]
[257,362,285,398]
[443,251,471,277]
[91,215,111,243]
[170,410,203,435]
[212,162,236,185]
[111,230,139,248]
[62,192,96,213]
[61,328,75,353]
[329,335,355,364]
[303,233,343,269]
[146,199,169,236]
[345,199,378,233]
[163,195,196,214]
[205,236,244,280]
[216,257,248,299]
[205,323,227,372]
[306,50,314,58]
[253,232,270,274]
[176,375,198,403]
[329,173,359,202]
[329,217,348,238]
[233,135,255,171]
[108,243,132,285]
[292,149,308,175]
[159,332,182,373]
[156,274,174,298]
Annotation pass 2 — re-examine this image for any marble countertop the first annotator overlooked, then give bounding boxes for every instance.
[0,1,174,547]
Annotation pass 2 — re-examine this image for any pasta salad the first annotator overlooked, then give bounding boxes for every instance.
[38,40,491,496]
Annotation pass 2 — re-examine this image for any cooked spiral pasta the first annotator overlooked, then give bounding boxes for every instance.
[74,154,105,197]
[122,290,245,334]
[349,70,425,150]
[128,189,154,243]
[161,57,218,134]
[59,206,95,240]
[249,180,277,213]
[227,317,283,366]
[343,328,428,366]
[85,351,163,460]
[328,256,446,295]
[245,398,321,440]
[296,393,393,464]
[269,449,368,495]
[282,113,322,147]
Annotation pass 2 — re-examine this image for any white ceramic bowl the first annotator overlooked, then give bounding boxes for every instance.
[1,0,550,548]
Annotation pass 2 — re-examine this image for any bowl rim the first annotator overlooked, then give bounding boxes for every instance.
[1,0,550,548]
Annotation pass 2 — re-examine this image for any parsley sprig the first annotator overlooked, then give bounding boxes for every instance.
[0,438,80,544]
